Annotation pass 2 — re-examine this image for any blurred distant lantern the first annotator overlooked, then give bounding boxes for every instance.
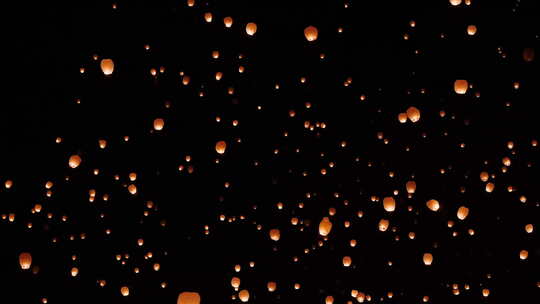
[378,219,389,232]
[246,23,257,36]
[99,139,107,149]
[121,286,129,296]
[523,48,535,62]
[231,277,240,289]
[406,181,416,194]
[224,17,233,28]
[502,157,511,166]
[406,106,421,122]
[204,12,212,23]
[215,140,227,154]
[325,296,334,304]
[398,113,408,123]
[128,184,137,195]
[482,288,490,297]
[71,267,79,277]
[480,171,489,182]
[383,197,396,212]
[467,25,477,36]
[485,182,495,193]
[269,229,281,241]
[426,199,440,211]
[423,253,433,265]
[342,256,352,267]
[450,0,462,5]
[68,155,82,169]
[454,80,468,94]
[525,224,534,233]
[457,206,469,220]
[153,118,165,131]
[177,292,201,304]
[304,26,318,42]
[239,289,250,302]
[19,252,32,270]
[319,217,332,236]
[267,281,276,292]
[519,250,528,260]
[100,59,114,75]
[186,0,195,7]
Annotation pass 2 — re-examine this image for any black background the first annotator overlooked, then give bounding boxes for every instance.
[2,0,539,303]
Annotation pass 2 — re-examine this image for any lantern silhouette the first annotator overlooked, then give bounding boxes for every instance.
[454,80,468,94]
[19,252,32,270]
[69,155,82,169]
[246,23,257,36]
[319,217,332,236]
[100,59,114,75]
[177,292,200,304]
[304,26,318,42]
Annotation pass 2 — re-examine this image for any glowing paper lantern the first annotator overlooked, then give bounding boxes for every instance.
[68,155,82,169]
[467,25,477,36]
[246,23,257,36]
[325,296,334,304]
[378,219,389,232]
[406,181,416,194]
[457,206,469,220]
[215,140,227,154]
[100,59,114,75]
[304,26,318,42]
[267,281,276,292]
[269,229,281,241]
[398,113,408,123]
[454,80,468,94]
[426,199,440,211]
[342,256,352,267]
[406,106,421,123]
[383,197,396,212]
[319,217,332,236]
[239,289,250,302]
[19,252,32,270]
[423,253,433,265]
[153,118,165,131]
[177,292,201,304]
[231,277,240,288]
[121,286,130,296]
[519,250,528,260]
[224,17,233,28]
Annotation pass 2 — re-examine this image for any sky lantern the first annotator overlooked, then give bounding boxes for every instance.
[482,289,490,297]
[231,277,240,289]
[223,17,233,28]
[426,199,440,211]
[383,197,396,212]
[398,113,408,123]
[423,253,433,265]
[523,48,535,62]
[525,224,534,233]
[215,140,227,154]
[406,181,416,194]
[454,80,468,94]
[406,106,421,122]
[304,26,318,42]
[319,217,332,236]
[378,219,389,232]
[485,182,495,193]
[239,289,250,302]
[457,206,469,220]
[120,286,130,296]
[267,281,276,292]
[449,0,462,5]
[177,292,201,304]
[19,252,32,270]
[342,256,352,267]
[100,58,114,75]
[246,23,257,36]
[204,12,212,23]
[68,155,82,169]
[153,118,164,131]
[519,250,528,260]
[269,229,281,241]
[467,25,477,36]
[71,267,79,277]
[480,171,489,182]
[325,296,334,304]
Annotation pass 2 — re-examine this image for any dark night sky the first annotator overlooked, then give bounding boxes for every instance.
[1,1,539,303]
